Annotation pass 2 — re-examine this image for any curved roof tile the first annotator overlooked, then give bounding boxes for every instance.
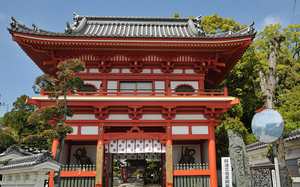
[9,15,256,39]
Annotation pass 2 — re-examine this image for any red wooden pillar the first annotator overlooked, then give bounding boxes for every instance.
[96,139,104,187]
[49,139,59,187]
[208,126,218,187]
[165,139,173,187]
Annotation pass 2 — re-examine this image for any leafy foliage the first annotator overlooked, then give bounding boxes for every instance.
[2,95,35,144]
[202,15,300,159]
[34,59,84,98]
[277,85,300,136]
[201,14,244,34]
[0,59,84,152]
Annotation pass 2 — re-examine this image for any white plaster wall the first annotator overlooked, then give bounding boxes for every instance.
[66,114,97,120]
[191,126,209,135]
[111,68,120,73]
[142,69,151,73]
[107,114,130,120]
[81,126,99,135]
[174,114,206,120]
[154,81,165,90]
[141,114,163,120]
[70,126,78,135]
[172,126,189,135]
[70,145,97,164]
[173,69,183,74]
[122,68,130,73]
[107,81,118,90]
[170,81,198,90]
[89,68,99,73]
[153,69,162,73]
[185,69,195,74]
[83,80,101,89]
[1,171,56,187]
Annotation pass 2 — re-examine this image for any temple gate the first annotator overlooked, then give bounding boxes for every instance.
[9,14,255,187]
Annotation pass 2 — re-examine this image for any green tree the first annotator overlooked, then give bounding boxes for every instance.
[200,15,256,158]
[29,59,84,152]
[2,95,35,144]
[278,85,300,135]
[201,14,244,34]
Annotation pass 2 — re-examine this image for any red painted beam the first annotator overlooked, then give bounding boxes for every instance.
[173,169,210,176]
[60,171,96,177]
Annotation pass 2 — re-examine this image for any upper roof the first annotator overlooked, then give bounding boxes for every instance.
[9,14,255,39]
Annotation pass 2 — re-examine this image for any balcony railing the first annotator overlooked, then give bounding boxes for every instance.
[41,88,227,97]
[174,163,209,170]
[60,164,96,171]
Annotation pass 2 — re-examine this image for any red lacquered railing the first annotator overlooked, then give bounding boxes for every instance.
[41,88,227,97]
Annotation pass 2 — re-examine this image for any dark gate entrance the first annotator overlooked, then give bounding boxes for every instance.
[106,153,164,187]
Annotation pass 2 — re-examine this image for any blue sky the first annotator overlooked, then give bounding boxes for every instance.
[0,0,299,116]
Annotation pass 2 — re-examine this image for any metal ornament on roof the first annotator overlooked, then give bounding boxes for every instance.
[251,109,284,143]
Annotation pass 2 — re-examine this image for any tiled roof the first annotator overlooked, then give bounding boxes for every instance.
[9,14,255,39]
[0,152,54,170]
[246,128,300,151]
[0,145,47,157]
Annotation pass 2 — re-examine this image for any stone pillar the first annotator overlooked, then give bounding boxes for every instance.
[49,139,59,187]
[96,139,104,187]
[208,126,217,187]
[166,139,173,187]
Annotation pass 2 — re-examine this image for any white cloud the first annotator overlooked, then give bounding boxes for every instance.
[262,15,282,27]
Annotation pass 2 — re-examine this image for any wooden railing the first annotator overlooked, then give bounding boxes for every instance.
[173,163,210,187]
[60,164,96,171]
[60,177,95,187]
[174,163,209,170]
[41,88,227,97]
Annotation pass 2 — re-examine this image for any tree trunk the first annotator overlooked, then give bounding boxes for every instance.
[259,36,291,187]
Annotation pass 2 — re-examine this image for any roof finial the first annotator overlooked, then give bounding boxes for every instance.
[10,17,19,30]
[73,12,81,28]
[32,24,40,32]
[192,15,205,36]
[65,22,72,34]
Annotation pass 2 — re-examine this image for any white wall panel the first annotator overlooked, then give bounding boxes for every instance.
[191,126,209,134]
[107,81,118,90]
[66,114,97,120]
[175,114,206,120]
[174,69,183,74]
[81,126,99,135]
[154,81,165,90]
[83,80,101,89]
[70,126,78,135]
[171,81,198,90]
[107,114,130,120]
[172,126,189,135]
[89,68,99,73]
[141,114,163,120]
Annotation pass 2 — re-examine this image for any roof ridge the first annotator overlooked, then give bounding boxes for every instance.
[78,15,190,21]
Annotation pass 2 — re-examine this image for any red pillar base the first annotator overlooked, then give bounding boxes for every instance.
[167,182,173,187]
[95,184,102,187]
